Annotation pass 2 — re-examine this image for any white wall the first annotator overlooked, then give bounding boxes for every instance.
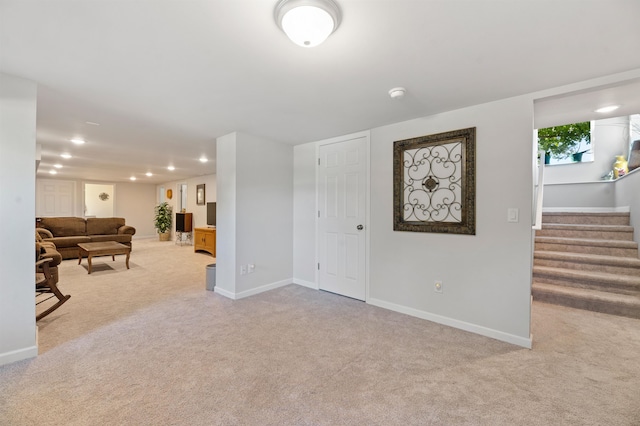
[368,96,534,346]
[215,132,294,299]
[293,96,535,347]
[544,116,630,184]
[543,181,615,208]
[156,173,217,234]
[235,133,293,294]
[293,143,317,287]
[35,178,158,237]
[0,73,38,365]
[215,133,237,296]
[115,182,158,237]
[615,170,640,244]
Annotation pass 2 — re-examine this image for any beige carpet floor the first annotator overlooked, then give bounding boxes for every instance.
[1,238,639,425]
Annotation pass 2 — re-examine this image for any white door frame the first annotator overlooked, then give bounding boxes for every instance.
[315,130,371,302]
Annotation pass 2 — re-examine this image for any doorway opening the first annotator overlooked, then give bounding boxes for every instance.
[84,183,115,217]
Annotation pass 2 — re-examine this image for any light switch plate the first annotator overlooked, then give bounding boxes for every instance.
[507,208,519,223]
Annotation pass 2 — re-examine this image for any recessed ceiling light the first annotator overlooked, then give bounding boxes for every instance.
[146,172,153,177]
[49,170,57,175]
[130,176,137,181]
[85,121,100,126]
[199,156,208,163]
[71,138,86,145]
[60,153,72,159]
[167,165,175,171]
[595,105,620,113]
[54,164,63,168]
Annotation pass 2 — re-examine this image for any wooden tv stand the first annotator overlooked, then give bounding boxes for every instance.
[194,227,216,257]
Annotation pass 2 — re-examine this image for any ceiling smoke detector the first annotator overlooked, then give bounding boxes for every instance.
[388,87,406,99]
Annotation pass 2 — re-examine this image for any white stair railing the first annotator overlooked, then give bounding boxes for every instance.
[532,150,545,230]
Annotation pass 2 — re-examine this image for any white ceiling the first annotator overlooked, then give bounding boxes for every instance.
[534,78,640,129]
[2,0,640,183]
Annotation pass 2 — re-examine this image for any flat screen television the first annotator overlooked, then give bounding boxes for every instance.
[206,202,216,227]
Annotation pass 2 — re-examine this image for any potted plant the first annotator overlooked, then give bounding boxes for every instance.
[154,202,172,241]
[538,121,591,163]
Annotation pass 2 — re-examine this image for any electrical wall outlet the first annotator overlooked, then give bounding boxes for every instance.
[240,265,247,275]
[434,280,443,293]
[248,264,255,274]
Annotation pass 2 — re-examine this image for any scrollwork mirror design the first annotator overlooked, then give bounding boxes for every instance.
[393,127,476,235]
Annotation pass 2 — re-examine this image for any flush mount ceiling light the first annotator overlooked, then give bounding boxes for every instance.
[388,87,406,99]
[60,153,72,159]
[595,105,620,113]
[275,0,341,47]
[199,156,208,163]
[70,138,86,145]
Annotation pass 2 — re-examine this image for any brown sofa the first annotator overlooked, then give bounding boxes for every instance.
[36,217,136,260]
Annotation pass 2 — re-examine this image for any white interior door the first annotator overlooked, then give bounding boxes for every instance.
[317,136,367,301]
[37,179,75,217]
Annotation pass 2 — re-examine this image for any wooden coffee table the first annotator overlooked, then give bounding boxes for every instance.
[77,241,131,274]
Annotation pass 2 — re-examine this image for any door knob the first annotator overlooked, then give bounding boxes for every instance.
[357,224,364,230]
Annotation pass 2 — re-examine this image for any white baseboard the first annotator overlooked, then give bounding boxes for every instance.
[293,278,317,290]
[132,235,161,240]
[213,286,235,299]
[543,206,630,213]
[0,345,38,366]
[214,278,293,300]
[367,298,532,349]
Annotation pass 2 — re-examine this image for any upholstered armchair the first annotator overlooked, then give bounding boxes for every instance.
[36,229,62,284]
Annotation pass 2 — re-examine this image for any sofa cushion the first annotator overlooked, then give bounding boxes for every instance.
[47,235,91,248]
[86,217,125,235]
[40,217,87,237]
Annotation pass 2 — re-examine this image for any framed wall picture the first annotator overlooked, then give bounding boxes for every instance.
[196,184,205,205]
[393,127,476,235]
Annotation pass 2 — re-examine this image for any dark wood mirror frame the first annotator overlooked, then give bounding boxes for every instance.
[196,184,205,205]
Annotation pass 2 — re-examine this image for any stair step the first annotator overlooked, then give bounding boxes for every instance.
[533,265,640,294]
[532,282,640,319]
[535,236,638,257]
[541,212,630,226]
[534,210,639,318]
[534,251,640,276]
[536,223,634,241]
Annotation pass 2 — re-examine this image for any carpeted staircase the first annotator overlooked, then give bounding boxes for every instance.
[532,211,640,319]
